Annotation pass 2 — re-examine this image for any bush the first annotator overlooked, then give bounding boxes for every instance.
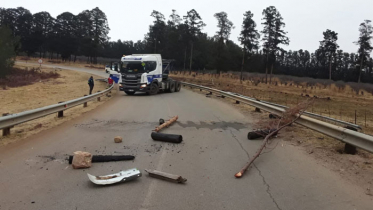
[0,67,60,88]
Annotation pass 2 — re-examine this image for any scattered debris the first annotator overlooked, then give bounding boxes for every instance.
[72,151,92,169]
[159,118,165,125]
[87,168,142,185]
[254,107,261,112]
[16,129,24,134]
[69,155,135,164]
[236,100,312,178]
[366,188,372,196]
[151,132,183,143]
[114,136,123,143]
[30,123,42,130]
[145,169,187,183]
[154,116,178,132]
[269,114,280,119]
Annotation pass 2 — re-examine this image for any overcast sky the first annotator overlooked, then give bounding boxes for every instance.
[2,0,373,54]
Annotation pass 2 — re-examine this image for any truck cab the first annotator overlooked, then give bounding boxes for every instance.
[119,54,181,95]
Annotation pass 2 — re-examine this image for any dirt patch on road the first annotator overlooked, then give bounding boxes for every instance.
[0,63,115,146]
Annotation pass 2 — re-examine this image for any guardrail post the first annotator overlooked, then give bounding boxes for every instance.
[2,113,11,136]
[83,95,88,107]
[57,102,64,118]
[97,91,101,101]
[344,126,358,154]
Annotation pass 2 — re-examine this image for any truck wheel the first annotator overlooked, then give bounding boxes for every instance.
[125,91,135,95]
[175,82,181,92]
[169,81,176,93]
[149,83,158,95]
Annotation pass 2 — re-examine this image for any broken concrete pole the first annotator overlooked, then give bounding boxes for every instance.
[72,151,92,169]
[151,132,183,143]
[114,136,123,143]
[145,169,187,183]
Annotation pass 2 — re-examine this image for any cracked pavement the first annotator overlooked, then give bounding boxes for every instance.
[0,72,372,209]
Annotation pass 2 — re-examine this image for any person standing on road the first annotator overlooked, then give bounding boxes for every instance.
[88,76,94,95]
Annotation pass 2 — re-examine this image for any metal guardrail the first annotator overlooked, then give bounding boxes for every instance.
[181,82,373,153]
[0,84,114,131]
[226,92,362,130]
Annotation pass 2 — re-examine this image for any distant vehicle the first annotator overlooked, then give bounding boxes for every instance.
[105,62,120,74]
[118,54,181,95]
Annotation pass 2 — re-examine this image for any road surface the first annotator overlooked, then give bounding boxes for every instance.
[0,65,372,210]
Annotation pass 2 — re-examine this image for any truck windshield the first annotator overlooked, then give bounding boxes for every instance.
[121,61,156,74]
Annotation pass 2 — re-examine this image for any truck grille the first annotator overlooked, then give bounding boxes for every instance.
[123,78,140,87]
[122,74,141,88]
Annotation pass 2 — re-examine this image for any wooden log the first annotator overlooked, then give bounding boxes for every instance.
[154,116,178,132]
[145,169,187,183]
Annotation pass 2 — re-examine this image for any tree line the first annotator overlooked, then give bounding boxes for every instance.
[1,6,372,83]
[0,7,109,63]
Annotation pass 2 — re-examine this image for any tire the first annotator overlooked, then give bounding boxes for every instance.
[149,83,159,95]
[175,81,181,92]
[125,91,135,95]
[169,81,176,93]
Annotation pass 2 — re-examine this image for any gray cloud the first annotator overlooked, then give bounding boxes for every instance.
[2,0,373,54]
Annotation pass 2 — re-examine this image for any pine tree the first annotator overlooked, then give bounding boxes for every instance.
[214,12,234,73]
[319,29,339,80]
[261,6,289,83]
[354,20,373,83]
[239,11,259,80]
[183,9,205,72]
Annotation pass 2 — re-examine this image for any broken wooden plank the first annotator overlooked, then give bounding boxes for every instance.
[145,169,187,183]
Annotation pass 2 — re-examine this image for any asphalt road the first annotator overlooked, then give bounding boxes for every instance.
[1,65,372,210]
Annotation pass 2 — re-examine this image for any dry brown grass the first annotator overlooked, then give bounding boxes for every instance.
[0,63,114,145]
[17,56,104,70]
[171,71,373,136]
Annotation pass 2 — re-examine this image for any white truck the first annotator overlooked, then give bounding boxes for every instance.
[118,54,181,95]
